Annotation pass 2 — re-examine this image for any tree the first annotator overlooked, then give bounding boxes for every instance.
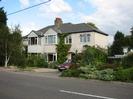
[109,31,125,56]
[0,8,24,67]
[0,7,7,26]
[0,7,9,66]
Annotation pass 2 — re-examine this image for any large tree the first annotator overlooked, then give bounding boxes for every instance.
[0,8,24,67]
[109,31,125,56]
[0,7,9,66]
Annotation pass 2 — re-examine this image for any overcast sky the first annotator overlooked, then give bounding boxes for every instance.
[1,0,133,44]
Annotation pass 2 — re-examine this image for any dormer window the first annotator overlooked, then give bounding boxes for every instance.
[65,35,72,44]
[28,37,37,45]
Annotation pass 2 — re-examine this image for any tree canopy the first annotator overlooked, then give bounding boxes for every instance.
[109,31,125,56]
[0,7,24,67]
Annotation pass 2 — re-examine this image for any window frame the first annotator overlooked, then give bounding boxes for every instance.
[44,35,56,44]
[65,35,72,44]
[28,37,38,45]
[80,33,90,43]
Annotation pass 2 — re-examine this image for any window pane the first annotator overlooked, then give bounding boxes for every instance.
[80,34,90,43]
[80,35,83,42]
[87,34,90,42]
[47,35,56,44]
[69,36,72,43]
[45,36,47,44]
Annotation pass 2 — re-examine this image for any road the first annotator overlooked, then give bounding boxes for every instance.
[0,71,133,99]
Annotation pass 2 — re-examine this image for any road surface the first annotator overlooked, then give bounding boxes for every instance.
[0,71,133,99]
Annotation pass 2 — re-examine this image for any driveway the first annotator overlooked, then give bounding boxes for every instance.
[0,71,133,99]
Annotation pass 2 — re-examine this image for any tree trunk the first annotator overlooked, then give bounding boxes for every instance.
[4,55,8,68]
[4,60,8,68]
[4,55,10,68]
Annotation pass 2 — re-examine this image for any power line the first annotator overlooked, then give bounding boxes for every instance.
[7,0,51,16]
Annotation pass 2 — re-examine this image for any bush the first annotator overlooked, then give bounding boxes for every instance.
[97,69,114,81]
[26,56,48,68]
[48,61,58,69]
[122,53,133,68]
[35,58,48,68]
[79,65,98,79]
[61,69,81,77]
[115,67,133,81]
[81,46,107,66]
[9,52,26,68]
[98,63,120,70]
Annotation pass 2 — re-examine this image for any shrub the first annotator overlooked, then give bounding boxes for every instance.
[81,46,107,66]
[97,69,114,81]
[35,58,48,68]
[79,65,98,79]
[61,69,81,77]
[122,53,133,68]
[48,61,58,69]
[115,67,133,81]
[98,63,120,70]
[9,52,26,68]
[26,56,48,68]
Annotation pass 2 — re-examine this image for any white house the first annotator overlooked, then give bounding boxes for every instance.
[23,18,108,62]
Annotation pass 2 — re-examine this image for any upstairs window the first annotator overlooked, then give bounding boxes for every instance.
[45,35,56,44]
[65,35,72,44]
[80,34,90,43]
[28,37,37,45]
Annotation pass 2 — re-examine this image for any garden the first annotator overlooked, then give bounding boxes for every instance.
[61,46,133,82]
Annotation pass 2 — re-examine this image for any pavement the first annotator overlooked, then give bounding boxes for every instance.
[0,70,133,99]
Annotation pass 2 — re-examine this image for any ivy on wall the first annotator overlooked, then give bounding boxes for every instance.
[56,33,71,64]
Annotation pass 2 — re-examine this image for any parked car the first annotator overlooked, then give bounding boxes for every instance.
[58,59,72,71]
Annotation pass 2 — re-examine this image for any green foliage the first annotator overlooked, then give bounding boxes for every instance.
[79,65,98,79]
[98,63,120,70]
[35,57,48,68]
[109,31,125,56]
[61,68,81,77]
[115,67,133,81]
[81,46,107,66]
[9,52,26,68]
[97,69,114,81]
[122,53,133,68]
[0,7,7,26]
[0,7,25,67]
[56,33,71,64]
[48,61,59,69]
[26,56,48,68]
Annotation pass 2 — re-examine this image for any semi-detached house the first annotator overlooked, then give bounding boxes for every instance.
[23,18,108,62]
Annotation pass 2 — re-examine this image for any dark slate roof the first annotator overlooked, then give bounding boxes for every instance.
[30,23,108,36]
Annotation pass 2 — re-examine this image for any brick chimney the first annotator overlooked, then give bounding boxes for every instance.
[54,17,63,28]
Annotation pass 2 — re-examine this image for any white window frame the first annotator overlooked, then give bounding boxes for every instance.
[46,53,57,62]
[28,37,38,45]
[44,35,57,44]
[80,33,90,43]
[65,35,72,44]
